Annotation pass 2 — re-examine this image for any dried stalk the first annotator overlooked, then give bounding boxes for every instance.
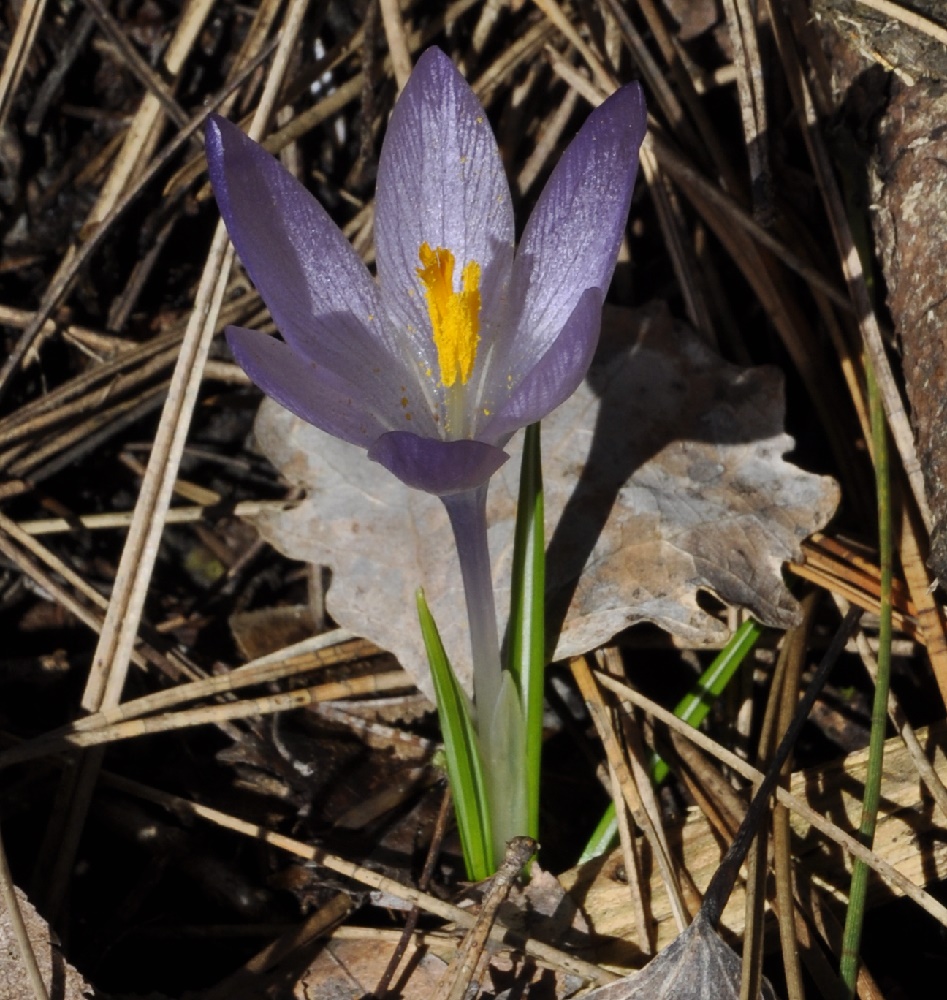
[595,672,947,928]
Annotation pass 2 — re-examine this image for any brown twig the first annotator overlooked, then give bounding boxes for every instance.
[106,773,620,988]
[594,671,947,927]
[28,6,296,924]
[371,786,454,998]
[0,41,279,405]
[81,0,191,131]
[437,836,537,1000]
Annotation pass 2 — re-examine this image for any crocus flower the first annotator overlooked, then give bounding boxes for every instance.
[207,47,645,864]
[206,47,646,499]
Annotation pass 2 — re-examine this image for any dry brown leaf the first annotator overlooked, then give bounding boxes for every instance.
[295,934,448,999]
[250,303,838,700]
[0,885,92,1000]
[296,931,584,1000]
[577,912,777,1000]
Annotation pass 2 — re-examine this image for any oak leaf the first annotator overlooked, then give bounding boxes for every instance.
[250,303,839,701]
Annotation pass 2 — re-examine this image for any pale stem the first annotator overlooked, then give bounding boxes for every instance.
[441,485,527,860]
[441,485,502,724]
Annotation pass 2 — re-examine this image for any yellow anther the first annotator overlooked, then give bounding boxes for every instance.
[417,243,481,387]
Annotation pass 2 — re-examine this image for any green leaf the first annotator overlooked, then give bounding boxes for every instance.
[484,670,529,864]
[578,804,620,864]
[651,618,764,784]
[579,618,764,865]
[840,357,892,995]
[417,588,494,879]
[507,422,545,840]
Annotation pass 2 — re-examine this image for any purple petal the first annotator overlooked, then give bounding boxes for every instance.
[227,327,392,447]
[375,48,515,373]
[479,288,603,442]
[502,83,646,379]
[368,431,508,495]
[206,115,417,410]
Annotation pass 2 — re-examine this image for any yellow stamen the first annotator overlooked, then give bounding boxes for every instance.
[416,243,482,387]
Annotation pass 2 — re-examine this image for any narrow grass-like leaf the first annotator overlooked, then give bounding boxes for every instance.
[578,803,620,864]
[484,670,529,864]
[417,588,494,879]
[579,618,763,863]
[840,359,892,995]
[506,422,545,839]
[651,618,764,784]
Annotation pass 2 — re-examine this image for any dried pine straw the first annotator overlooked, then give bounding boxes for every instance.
[0,0,944,997]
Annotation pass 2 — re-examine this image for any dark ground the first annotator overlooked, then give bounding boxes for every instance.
[1,1,946,997]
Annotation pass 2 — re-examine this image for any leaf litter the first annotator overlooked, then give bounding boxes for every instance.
[1,0,946,997]
[252,302,839,700]
[572,611,859,1000]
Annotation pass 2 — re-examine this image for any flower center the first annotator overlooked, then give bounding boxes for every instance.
[417,243,482,388]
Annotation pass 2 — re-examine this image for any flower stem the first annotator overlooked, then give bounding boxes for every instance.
[441,486,526,862]
[442,486,502,721]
